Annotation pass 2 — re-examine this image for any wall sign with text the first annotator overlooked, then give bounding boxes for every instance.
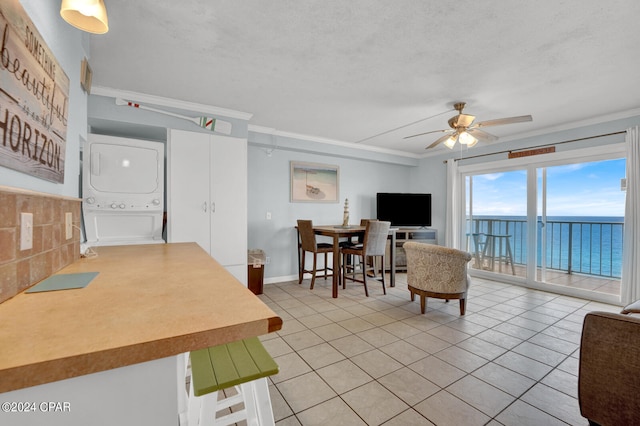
[0,0,70,183]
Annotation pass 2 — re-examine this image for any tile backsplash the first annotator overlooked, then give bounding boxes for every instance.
[0,186,81,304]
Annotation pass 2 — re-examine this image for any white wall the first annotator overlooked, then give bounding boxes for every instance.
[0,0,89,197]
[85,90,426,281]
[247,141,417,280]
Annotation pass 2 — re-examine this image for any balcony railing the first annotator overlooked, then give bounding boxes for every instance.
[467,217,624,278]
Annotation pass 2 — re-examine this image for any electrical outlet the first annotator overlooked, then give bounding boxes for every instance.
[266,212,272,220]
[20,212,33,251]
[265,256,271,265]
[65,212,73,240]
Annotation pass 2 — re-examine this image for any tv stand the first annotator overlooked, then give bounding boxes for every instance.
[386,228,438,270]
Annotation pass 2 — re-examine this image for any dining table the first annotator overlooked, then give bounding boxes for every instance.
[297,225,397,298]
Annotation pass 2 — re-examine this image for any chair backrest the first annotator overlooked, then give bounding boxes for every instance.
[363,221,390,256]
[358,219,378,243]
[403,241,471,293]
[297,220,317,252]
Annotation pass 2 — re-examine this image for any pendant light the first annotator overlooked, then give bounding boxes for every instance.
[60,0,109,34]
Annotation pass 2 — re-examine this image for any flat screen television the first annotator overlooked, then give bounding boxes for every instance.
[376,193,432,227]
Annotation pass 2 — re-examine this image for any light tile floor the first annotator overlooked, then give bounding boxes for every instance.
[258,273,621,426]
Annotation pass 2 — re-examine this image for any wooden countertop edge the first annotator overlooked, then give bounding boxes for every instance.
[268,316,284,332]
[0,316,282,394]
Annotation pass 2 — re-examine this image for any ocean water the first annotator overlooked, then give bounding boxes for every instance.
[468,216,624,278]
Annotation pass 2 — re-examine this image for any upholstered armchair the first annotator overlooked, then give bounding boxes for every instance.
[403,242,472,315]
[579,310,640,425]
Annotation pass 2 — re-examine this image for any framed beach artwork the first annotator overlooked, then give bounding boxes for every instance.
[290,161,339,202]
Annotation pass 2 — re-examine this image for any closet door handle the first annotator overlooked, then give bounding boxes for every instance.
[202,201,208,212]
[211,202,216,213]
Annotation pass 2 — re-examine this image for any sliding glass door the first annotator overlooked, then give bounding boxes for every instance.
[537,159,625,297]
[461,145,626,302]
[465,170,527,278]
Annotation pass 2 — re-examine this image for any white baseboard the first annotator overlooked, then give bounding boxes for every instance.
[264,274,299,285]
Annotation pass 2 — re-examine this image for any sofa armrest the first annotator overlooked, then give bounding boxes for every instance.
[579,312,640,425]
[621,299,640,315]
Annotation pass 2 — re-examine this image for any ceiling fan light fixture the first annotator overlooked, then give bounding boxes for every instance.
[444,135,457,149]
[60,0,109,34]
[458,131,478,146]
[406,101,533,150]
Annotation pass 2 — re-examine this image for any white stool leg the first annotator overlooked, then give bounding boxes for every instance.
[200,391,220,426]
[251,378,275,426]
[187,376,198,426]
[240,382,259,426]
[177,353,189,426]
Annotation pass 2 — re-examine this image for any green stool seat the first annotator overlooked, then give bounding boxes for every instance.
[191,337,279,396]
[186,336,279,426]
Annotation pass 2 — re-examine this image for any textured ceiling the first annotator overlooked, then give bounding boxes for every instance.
[89,0,640,155]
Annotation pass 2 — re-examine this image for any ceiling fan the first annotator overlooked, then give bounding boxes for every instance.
[404,102,533,150]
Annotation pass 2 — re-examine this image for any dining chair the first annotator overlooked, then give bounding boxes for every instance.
[340,220,391,297]
[297,219,334,289]
[355,218,378,273]
[358,219,377,238]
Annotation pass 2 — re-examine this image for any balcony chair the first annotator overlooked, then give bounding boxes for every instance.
[297,219,334,289]
[341,220,390,297]
[403,242,472,315]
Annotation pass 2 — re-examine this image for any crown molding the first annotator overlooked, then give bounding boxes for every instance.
[91,86,253,120]
[248,125,420,159]
[496,107,640,146]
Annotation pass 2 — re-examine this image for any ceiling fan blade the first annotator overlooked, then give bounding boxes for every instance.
[467,128,498,142]
[426,133,454,149]
[454,113,476,128]
[404,129,450,140]
[474,115,533,128]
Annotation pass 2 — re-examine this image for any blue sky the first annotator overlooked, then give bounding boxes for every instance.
[469,158,626,217]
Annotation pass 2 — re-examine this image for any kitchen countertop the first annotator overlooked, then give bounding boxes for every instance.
[0,243,282,393]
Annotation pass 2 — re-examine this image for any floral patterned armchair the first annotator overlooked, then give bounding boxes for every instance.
[403,242,472,315]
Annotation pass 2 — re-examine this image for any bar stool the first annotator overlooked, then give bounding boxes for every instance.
[297,219,334,289]
[185,337,279,426]
[482,233,515,275]
[466,233,485,269]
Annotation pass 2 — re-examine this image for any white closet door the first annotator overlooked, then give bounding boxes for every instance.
[168,129,212,253]
[210,135,247,270]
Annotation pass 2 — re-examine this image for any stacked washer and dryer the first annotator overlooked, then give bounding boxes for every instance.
[82,134,165,247]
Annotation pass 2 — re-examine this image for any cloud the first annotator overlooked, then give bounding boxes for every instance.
[477,173,503,181]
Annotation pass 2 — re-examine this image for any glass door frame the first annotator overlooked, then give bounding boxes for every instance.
[457,143,625,304]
